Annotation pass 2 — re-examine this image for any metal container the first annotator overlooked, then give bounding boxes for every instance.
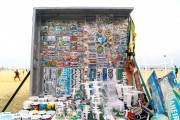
[30,7,133,96]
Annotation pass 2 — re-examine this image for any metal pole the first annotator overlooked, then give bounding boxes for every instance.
[171,58,174,68]
[144,55,148,80]
[164,55,167,75]
[2,71,30,112]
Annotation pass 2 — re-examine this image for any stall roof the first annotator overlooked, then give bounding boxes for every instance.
[34,7,134,16]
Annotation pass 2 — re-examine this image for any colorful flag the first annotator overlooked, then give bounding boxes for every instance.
[148,71,165,114]
[160,72,180,120]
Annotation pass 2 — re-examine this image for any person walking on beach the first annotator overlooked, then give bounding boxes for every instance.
[14,69,20,81]
[22,70,25,77]
[174,65,178,78]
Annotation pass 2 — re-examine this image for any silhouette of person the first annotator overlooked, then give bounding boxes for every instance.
[14,69,21,81]
[174,65,178,78]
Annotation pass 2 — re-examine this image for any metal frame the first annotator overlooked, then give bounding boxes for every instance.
[30,7,134,96]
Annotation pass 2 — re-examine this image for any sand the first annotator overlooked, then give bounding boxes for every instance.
[0,69,179,113]
[0,70,30,113]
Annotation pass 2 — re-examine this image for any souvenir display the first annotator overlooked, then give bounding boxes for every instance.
[0,8,156,120]
[1,7,180,120]
[2,8,180,120]
[39,15,130,97]
[30,8,149,119]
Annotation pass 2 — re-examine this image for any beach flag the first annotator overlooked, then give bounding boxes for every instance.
[159,72,180,120]
[147,71,165,114]
[165,71,179,88]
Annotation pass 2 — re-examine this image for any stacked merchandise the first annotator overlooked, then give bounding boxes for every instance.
[0,95,57,120]
[0,91,149,120]
[37,15,151,119]
[1,15,154,119]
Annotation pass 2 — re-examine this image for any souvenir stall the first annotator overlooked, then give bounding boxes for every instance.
[0,7,154,120]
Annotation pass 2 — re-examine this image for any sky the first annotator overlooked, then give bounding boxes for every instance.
[0,0,180,68]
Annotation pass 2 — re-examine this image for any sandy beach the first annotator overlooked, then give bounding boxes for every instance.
[0,69,179,113]
[0,70,30,113]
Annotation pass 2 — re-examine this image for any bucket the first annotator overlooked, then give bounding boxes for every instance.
[21,114,31,120]
[13,113,21,120]
[55,102,64,112]
[46,110,56,117]
[29,96,39,102]
[41,114,51,120]
[39,102,47,111]
[23,101,33,110]
[29,110,38,116]
[44,95,53,98]
[30,102,39,110]
[47,97,57,102]
[38,98,48,103]
[18,110,29,115]
[58,97,66,102]
[46,102,55,110]
[31,115,41,120]
[38,111,46,116]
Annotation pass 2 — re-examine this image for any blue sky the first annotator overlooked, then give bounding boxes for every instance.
[0,0,179,68]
